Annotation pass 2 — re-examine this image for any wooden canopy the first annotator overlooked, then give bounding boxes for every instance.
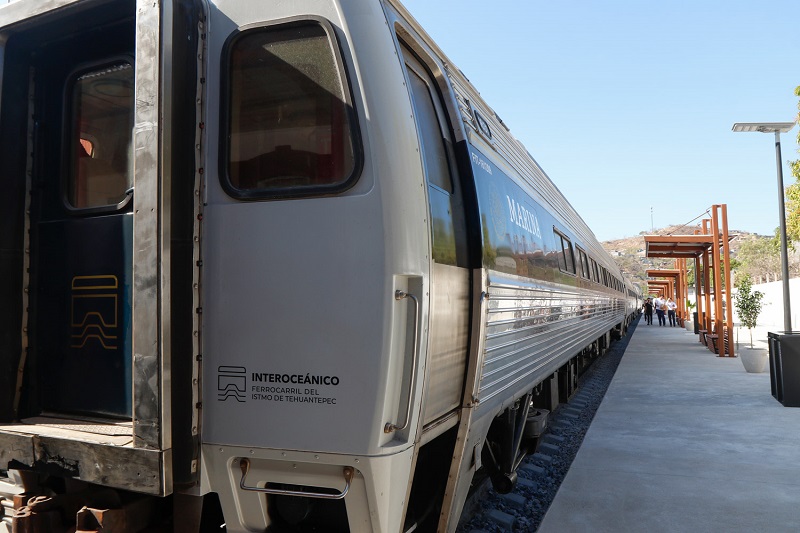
[644,235,720,259]
[643,204,735,357]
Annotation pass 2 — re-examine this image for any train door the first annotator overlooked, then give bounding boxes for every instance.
[401,45,471,429]
[28,18,135,418]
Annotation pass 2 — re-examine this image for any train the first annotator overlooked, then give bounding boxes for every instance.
[0,0,641,531]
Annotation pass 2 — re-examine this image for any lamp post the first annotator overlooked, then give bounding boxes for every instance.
[732,121,796,332]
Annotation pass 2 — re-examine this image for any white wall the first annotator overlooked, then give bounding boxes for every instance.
[732,277,800,330]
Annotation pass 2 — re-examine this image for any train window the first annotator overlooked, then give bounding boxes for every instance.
[402,45,460,265]
[583,251,591,279]
[563,239,575,275]
[67,62,134,209]
[576,248,591,279]
[553,230,575,275]
[405,63,453,193]
[223,21,360,199]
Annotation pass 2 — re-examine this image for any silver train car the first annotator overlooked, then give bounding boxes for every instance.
[0,0,641,531]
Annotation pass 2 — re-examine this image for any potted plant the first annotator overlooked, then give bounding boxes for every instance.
[685,299,696,332]
[733,275,766,372]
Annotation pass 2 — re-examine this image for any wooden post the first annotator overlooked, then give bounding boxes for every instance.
[711,207,723,339]
[702,219,713,334]
[721,204,734,357]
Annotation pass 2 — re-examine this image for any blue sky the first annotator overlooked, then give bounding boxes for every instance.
[399,0,800,242]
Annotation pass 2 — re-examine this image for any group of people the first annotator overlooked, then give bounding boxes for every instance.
[642,296,678,326]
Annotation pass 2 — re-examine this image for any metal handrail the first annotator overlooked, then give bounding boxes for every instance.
[239,459,354,500]
[384,289,420,433]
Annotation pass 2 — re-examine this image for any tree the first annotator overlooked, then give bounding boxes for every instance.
[785,85,800,243]
[733,234,781,282]
[733,275,764,349]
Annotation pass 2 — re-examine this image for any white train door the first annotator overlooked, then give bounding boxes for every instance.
[401,45,471,429]
[397,41,475,531]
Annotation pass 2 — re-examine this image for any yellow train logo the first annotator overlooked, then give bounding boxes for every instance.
[70,275,119,350]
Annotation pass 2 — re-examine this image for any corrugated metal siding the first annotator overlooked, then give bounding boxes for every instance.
[477,272,624,407]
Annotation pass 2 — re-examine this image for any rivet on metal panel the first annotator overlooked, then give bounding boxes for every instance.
[282,452,286,457]
[250,450,254,455]
[193,379,198,385]
[314,455,319,460]
[191,460,197,473]
[195,354,202,361]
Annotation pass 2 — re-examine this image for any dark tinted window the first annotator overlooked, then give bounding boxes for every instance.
[406,70,453,193]
[577,248,591,279]
[225,22,358,197]
[68,63,134,208]
[554,230,575,275]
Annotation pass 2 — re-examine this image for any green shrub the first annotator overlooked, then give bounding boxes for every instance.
[734,275,764,349]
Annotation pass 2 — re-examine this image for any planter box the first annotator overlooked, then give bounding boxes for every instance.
[767,332,800,407]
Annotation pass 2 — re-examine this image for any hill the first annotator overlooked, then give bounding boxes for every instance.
[601,224,757,293]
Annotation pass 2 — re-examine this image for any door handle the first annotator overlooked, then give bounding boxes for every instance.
[384,289,420,434]
[239,459,354,500]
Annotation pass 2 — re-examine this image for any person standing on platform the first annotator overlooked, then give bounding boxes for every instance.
[667,298,677,326]
[654,296,666,326]
[643,298,654,325]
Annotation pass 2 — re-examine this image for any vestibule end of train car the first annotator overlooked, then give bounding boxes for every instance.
[0,0,206,520]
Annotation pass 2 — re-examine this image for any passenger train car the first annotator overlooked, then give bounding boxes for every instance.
[0,0,640,530]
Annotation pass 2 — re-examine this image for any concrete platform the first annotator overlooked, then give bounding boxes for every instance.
[538,320,800,533]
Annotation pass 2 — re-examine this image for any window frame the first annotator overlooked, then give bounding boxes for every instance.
[219,17,364,201]
[576,247,591,280]
[402,44,456,195]
[61,56,136,215]
[553,228,576,275]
